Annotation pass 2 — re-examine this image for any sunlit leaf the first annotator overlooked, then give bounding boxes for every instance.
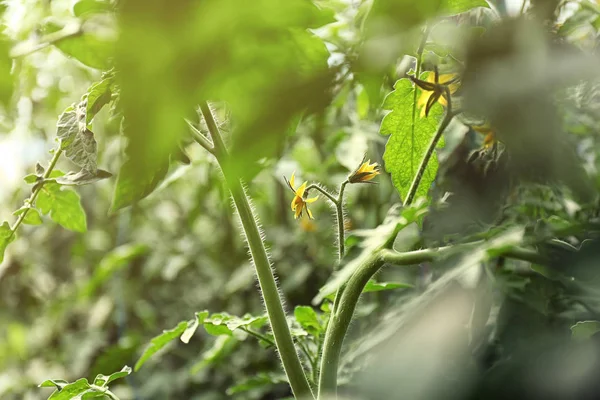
[84,74,114,124]
[380,78,443,201]
[0,38,13,106]
[72,0,114,18]
[111,159,168,211]
[226,372,287,396]
[135,321,188,371]
[37,182,87,233]
[294,306,322,337]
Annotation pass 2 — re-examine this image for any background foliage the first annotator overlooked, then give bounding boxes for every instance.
[2,0,600,399]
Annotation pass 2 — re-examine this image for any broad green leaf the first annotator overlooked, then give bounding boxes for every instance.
[381,78,444,201]
[24,174,40,184]
[363,280,414,293]
[571,321,600,340]
[93,365,131,387]
[54,169,112,186]
[37,182,87,233]
[135,321,188,371]
[203,313,235,337]
[294,306,322,336]
[12,206,43,225]
[0,38,13,106]
[72,0,114,18]
[1,221,15,263]
[111,159,169,211]
[226,373,287,395]
[56,104,97,173]
[43,20,114,70]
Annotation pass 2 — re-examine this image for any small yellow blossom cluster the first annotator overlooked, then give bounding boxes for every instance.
[348,159,380,184]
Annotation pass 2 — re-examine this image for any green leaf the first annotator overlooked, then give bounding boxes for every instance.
[294,306,322,336]
[12,206,43,225]
[135,321,188,371]
[84,74,114,124]
[24,174,40,184]
[111,159,169,211]
[43,20,114,70]
[0,38,13,106]
[202,312,268,337]
[45,378,93,400]
[56,104,98,173]
[0,221,15,263]
[54,169,112,186]
[571,321,600,340]
[72,0,114,18]
[363,280,414,293]
[93,365,131,387]
[37,182,87,233]
[381,78,444,201]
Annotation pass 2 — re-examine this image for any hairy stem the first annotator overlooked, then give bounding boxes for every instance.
[198,102,313,399]
[9,148,63,240]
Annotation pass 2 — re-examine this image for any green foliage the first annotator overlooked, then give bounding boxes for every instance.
[134,321,189,372]
[37,182,87,232]
[0,38,13,106]
[381,78,444,201]
[39,366,130,400]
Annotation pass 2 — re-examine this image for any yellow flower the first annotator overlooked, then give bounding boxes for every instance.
[471,121,496,148]
[284,172,318,219]
[349,159,380,184]
[416,72,460,118]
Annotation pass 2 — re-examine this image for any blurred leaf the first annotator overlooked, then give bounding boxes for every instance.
[571,320,600,340]
[12,206,43,225]
[37,183,87,233]
[24,174,40,184]
[43,20,114,70]
[135,321,188,371]
[0,222,15,263]
[111,159,168,211]
[93,365,131,387]
[0,38,13,106]
[80,243,148,299]
[190,335,238,374]
[72,0,114,18]
[54,169,112,186]
[447,0,489,14]
[363,280,414,293]
[381,78,443,201]
[116,0,334,191]
[226,372,287,395]
[294,306,322,337]
[56,103,97,173]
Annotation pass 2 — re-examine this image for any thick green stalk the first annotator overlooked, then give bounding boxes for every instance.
[198,103,313,399]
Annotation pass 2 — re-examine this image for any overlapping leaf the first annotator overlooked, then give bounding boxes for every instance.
[37,182,87,233]
[0,222,14,264]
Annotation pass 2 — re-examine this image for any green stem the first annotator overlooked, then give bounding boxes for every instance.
[336,181,348,260]
[198,102,313,399]
[239,327,276,347]
[9,148,63,240]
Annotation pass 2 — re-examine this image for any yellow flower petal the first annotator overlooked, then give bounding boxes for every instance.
[289,172,296,189]
[296,181,307,198]
[305,196,318,203]
[307,207,314,219]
